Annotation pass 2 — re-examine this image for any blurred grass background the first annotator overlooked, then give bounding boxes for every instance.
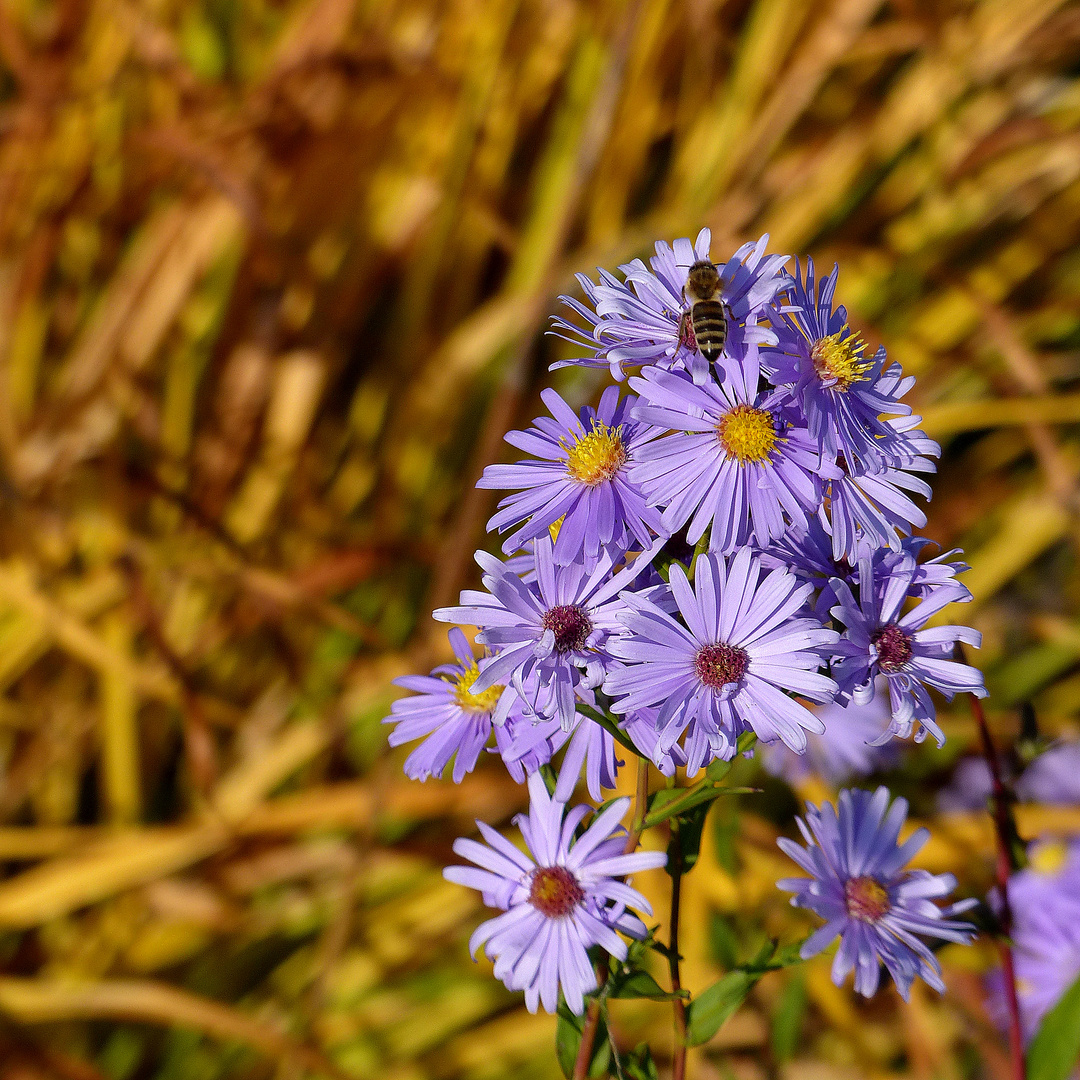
[0,0,1077,1076]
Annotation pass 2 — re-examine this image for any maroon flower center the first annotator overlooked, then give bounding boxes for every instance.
[528,866,584,918]
[872,623,913,672]
[694,643,749,689]
[541,604,592,653]
[844,875,890,922]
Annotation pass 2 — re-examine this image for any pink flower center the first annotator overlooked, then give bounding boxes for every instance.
[541,604,592,653]
[694,643,749,689]
[529,866,584,918]
[872,623,913,672]
[844,875,891,922]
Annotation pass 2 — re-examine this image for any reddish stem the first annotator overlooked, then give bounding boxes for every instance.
[572,960,607,1080]
[967,680,1026,1080]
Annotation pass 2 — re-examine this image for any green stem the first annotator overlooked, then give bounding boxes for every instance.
[668,821,687,1080]
[624,755,649,854]
[578,703,639,756]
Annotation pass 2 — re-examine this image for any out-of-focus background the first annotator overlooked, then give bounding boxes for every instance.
[0,0,1078,1076]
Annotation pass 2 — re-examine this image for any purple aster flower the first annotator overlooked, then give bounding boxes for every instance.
[765,259,914,471]
[987,839,1080,1041]
[550,231,787,382]
[622,707,685,777]
[492,697,558,783]
[500,705,622,802]
[1009,838,1080,912]
[821,456,935,563]
[778,786,976,1000]
[885,537,972,600]
[761,678,897,787]
[385,629,519,783]
[434,536,663,729]
[1016,742,1080,805]
[628,353,820,554]
[763,514,850,585]
[999,902,1080,1044]
[477,386,663,566]
[444,771,667,1015]
[761,515,855,620]
[936,756,996,814]
[764,526,971,623]
[830,554,986,746]
[605,550,839,774]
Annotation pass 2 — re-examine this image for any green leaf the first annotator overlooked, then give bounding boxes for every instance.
[770,972,807,1062]
[667,801,710,875]
[703,732,758,782]
[705,757,734,783]
[556,1004,611,1079]
[709,914,739,970]
[607,969,687,1002]
[1027,972,1080,1080]
[642,732,758,830]
[539,764,559,796]
[685,970,755,1047]
[684,939,807,1047]
[712,801,739,875]
[765,940,806,969]
[623,1043,659,1080]
[642,784,756,830]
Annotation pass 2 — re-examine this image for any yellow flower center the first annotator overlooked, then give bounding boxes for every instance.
[452,661,503,714]
[564,422,627,485]
[716,405,777,463]
[811,330,872,391]
[1030,839,1069,876]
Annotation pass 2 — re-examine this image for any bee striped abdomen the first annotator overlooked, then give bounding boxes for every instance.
[691,300,728,362]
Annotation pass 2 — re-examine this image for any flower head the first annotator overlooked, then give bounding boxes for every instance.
[936,756,996,814]
[987,839,1080,1041]
[761,678,897,787]
[478,386,663,566]
[444,771,667,1014]
[1016,742,1080,806]
[550,231,787,382]
[385,629,518,782]
[765,259,913,471]
[605,550,838,774]
[629,354,819,554]
[434,537,661,729]
[778,786,976,1000]
[500,705,623,802]
[820,451,936,563]
[830,553,986,746]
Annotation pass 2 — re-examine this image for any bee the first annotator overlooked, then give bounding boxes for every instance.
[678,260,729,364]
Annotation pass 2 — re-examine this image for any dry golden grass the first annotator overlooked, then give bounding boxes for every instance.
[0,0,1076,1076]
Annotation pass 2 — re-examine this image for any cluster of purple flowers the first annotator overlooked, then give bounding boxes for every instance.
[385,231,985,1015]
